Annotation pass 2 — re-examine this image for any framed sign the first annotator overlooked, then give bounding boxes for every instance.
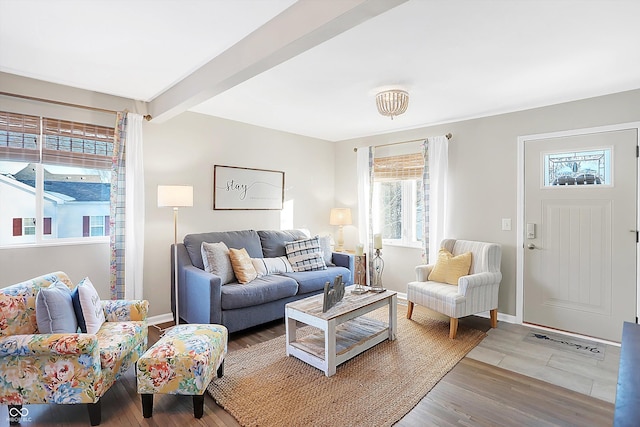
[213,165,284,210]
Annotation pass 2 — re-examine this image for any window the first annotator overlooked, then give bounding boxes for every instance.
[22,217,35,235]
[544,149,611,187]
[0,111,113,246]
[85,215,110,237]
[12,217,52,236]
[372,152,424,248]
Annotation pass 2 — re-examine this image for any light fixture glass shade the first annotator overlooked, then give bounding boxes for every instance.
[329,208,352,225]
[157,185,193,207]
[376,89,409,119]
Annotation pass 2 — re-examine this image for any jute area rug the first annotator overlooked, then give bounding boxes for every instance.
[207,308,486,427]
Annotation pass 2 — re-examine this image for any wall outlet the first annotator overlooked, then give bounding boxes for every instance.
[501,218,512,231]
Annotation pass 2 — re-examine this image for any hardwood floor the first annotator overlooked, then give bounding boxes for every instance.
[5,310,615,426]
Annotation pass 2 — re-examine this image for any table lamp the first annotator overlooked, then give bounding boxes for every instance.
[329,207,352,252]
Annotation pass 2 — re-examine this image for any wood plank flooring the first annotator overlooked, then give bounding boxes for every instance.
[3,306,615,426]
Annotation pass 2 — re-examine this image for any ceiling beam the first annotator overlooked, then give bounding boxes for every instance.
[148,0,408,123]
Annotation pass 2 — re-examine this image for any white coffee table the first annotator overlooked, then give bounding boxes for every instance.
[285,286,397,377]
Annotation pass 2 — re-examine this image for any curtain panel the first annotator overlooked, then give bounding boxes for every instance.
[110,112,145,300]
[356,146,374,286]
[425,135,449,264]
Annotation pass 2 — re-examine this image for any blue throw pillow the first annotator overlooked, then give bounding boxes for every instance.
[35,281,78,334]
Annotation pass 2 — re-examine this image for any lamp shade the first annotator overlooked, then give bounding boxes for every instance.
[329,208,352,226]
[157,185,193,207]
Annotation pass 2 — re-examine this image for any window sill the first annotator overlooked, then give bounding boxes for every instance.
[0,237,109,250]
[381,241,422,250]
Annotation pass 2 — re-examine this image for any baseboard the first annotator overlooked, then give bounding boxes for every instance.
[147,313,174,326]
[475,310,517,324]
[146,296,518,327]
[396,291,408,303]
[396,292,517,324]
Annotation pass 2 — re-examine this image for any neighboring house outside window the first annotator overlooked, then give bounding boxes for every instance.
[12,217,52,236]
[84,215,110,237]
[0,111,113,246]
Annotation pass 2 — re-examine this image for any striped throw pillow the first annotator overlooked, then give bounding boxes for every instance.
[251,256,293,277]
[285,236,327,272]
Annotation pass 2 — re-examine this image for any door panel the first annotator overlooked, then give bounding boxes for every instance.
[524,129,637,342]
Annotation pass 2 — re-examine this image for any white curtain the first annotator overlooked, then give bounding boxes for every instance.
[356,147,370,247]
[124,113,145,300]
[427,135,449,264]
[356,146,374,285]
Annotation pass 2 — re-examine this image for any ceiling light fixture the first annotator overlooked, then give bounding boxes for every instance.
[375,89,409,119]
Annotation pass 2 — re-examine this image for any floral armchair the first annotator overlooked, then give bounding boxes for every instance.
[0,271,148,425]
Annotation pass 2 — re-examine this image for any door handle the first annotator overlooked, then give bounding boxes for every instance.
[527,243,539,250]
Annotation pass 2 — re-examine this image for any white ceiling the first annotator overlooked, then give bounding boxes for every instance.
[1,0,639,142]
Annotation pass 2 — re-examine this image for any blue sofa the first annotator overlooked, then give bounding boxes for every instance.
[173,229,354,333]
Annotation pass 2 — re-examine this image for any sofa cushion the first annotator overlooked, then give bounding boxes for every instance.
[221,275,298,310]
[258,229,308,258]
[36,281,78,334]
[72,277,106,334]
[201,241,236,284]
[185,230,264,270]
[229,248,258,284]
[282,266,352,295]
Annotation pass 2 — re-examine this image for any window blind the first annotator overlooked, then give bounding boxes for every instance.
[374,152,423,181]
[0,111,40,162]
[0,111,115,168]
[42,118,114,169]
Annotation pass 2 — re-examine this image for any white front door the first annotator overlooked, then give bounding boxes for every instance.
[523,128,638,342]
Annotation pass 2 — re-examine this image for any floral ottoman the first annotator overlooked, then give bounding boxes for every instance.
[136,324,227,418]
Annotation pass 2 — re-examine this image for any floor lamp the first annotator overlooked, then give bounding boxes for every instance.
[158,185,193,328]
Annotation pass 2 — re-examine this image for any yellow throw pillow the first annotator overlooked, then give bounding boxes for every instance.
[228,248,258,284]
[428,248,472,285]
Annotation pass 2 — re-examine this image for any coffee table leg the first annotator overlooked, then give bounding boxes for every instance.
[389,294,397,340]
[285,310,296,356]
[326,319,337,376]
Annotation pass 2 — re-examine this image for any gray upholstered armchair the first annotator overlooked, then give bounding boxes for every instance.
[406,239,502,338]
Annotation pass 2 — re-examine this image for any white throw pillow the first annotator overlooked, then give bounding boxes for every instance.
[251,256,294,277]
[71,277,106,334]
[201,241,236,285]
[318,235,334,266]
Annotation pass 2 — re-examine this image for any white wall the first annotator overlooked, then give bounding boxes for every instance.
[335,89,640,316]
[142,112,337,317]
[0,242,111,295]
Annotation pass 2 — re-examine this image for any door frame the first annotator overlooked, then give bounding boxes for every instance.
[516,122,640,326]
